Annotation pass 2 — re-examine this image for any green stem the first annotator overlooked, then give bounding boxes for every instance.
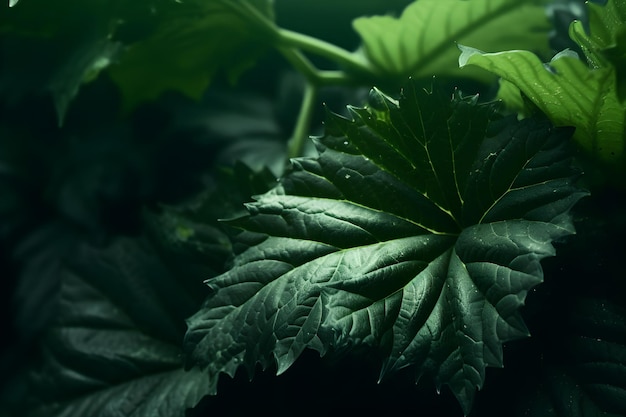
[226,0,375,78]
[278,28,375,77]
[288,82,318,159]
[278,46,351,86]
[218,0,375,159]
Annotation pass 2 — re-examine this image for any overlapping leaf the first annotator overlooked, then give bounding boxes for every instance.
[27,238,213,417]
[185,82,587,414]
[0,0,122,123]
[569,0,626,71]
[352,0,551,81]
[459,0,626,179]
[459,47,626,171]
[108,0,275,112]
[518,298,626,417]
[0,0,275,120]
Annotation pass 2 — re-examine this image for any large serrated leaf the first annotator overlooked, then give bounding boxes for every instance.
[185,82,587,414]
[27,238,212,417]
[352,0,551,82]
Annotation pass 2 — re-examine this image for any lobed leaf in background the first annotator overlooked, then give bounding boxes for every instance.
[25,236,214,417]
[459,0,626,182]
[518,298,626,417]
[184,81,588,414]
[352,0,552,83]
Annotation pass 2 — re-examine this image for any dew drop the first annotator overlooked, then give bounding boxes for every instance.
[345,174,351,179]
[343,141,349,146]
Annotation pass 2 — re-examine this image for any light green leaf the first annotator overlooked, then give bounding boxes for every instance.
[185,82,587,414]
[569,0,626,68]
[570,0,626,99]
[352,0,550,81]
[27,238,212,417]
[459,45,626,173]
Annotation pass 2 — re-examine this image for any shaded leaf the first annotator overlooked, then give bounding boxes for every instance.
[1,0,275,120]
[0,1,122,124]
[108,0,275,112]
[185,82,587,414]
[518,298,626,417]
[27,238,212,417]
[352,0,551,82]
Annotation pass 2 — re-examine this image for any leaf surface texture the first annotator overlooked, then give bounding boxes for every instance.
[353,0,551,80]
[185,82,587,414]
[28,238,212,417]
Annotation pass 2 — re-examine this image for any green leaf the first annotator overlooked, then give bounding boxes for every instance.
[0,1,122,124]
[1,0,275,120]
[458,46,626,175]
[108,0,275,112]
[27,238,212,417]
[519,298,626,417]
[352,0,551,82]
[570,0,626,98]
[569,0,626,69]
[185,82,587,414]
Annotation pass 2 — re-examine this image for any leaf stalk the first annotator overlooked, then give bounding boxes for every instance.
[287,81,318,159]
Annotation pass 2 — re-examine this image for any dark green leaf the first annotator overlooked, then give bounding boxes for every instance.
[185,82,587,414]
[108,0,275,112]
[518,298,626,417]
[1,0,275,120]
[0,1,121,124]
[27,238,212,417]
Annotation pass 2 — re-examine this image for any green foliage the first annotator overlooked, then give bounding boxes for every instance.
[108,0,275,112]
[1,1,624,416]
[459,0,626,181]
[353,0,551,81]
[519,298,626,417]
[0,0,275,120]
[185,82,587,414]
[27,237,213,417]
